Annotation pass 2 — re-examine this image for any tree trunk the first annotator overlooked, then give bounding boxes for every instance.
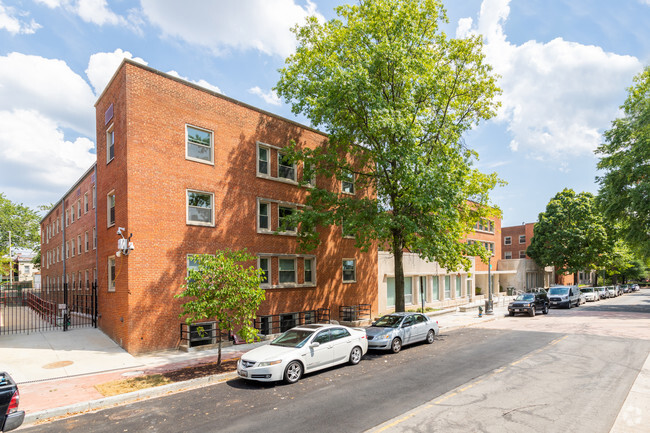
[217,327,222,366]
[594,272,599,287]
[392,231,405,312]
[574,272,578,285]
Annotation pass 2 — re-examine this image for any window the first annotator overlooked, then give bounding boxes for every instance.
[432,276,439,300]
[71,239,75,257]
[314,329,331,344]
[186,125,213,164]
[187,255,200,278]
[259,257,269,285]
[84,193,89,213]
[342,259,356,283]
[303,162,315,187]
[77,235,82,255]
[66,241,69,258]
[519,250,527,259]
[92,185,96,209]
[331,328,350,341]
[304,259,313,284]
[107,192,115,227]
[404,277,412,304]
[444,275,451,299]
[279,259,296,283]
[85,270,89,287]
[456,275,461,297]
[106,124,115,163]
[187,190,214,226]
[341,171,355,194]
[257,145,269,175]
[504,251,512,259]
[108,256,116,292]
[258,201,270,231]
[85,231,89,252]
[70,206,74,223]
[419,276,427,303]
[519,235,526,244]
[278,206,296,233]
[77,201,81,219]
[93,227,97,249]
[504,236,512,245]
[278,153,295,181]
[387,277,395,307]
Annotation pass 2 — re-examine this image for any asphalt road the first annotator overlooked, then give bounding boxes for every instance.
[22,289,650,433]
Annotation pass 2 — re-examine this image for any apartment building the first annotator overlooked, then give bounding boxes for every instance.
[498,222,555,290]
[41,60,377,353]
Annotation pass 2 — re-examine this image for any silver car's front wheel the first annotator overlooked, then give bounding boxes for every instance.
[349,346,362,365]
[391,337,402,353]
[284,361,303,384]
[426,329,435,344]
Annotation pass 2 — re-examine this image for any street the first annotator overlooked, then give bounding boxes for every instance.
[21,290,650,433]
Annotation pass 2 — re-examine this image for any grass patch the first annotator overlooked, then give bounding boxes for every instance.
[95,374,173,397]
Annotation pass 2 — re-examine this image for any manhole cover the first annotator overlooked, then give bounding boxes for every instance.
[42,360,74,369]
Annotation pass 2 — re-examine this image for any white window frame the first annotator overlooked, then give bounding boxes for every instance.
[70,206,74,223]
[504,236,512,245]
[106,123,115,164]
[65,209,69,227]
[92,185,96,209]
[186,254,200,278]
[303,162,315,187]
[84,193,89,214]
[519,250,526,259]
[277,205,297,235]
[185,124,214,165]
[77,200,81,219]
[279,258,296,285]
[277,152,296,182]
[304,258,314,284]
[257,143,270,176]
[108,256,116,292]
[519,235,526,244]
[93,227,97,249]
[84,232,89,252]
[258,257,270,286]
[341,171,355,195]
[77,235,81,255]
[504,251,512,259]
[107,191,115,228]
[342,259,357,283]
[186,189,215,227]
[257,200,271,232]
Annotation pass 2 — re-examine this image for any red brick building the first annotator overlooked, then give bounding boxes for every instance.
[41,60,378,354]
[501,223,534,260]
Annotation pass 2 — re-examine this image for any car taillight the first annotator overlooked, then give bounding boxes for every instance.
[7,389,19,414]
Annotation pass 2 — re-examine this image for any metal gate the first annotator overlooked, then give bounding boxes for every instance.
[0,280,97,335]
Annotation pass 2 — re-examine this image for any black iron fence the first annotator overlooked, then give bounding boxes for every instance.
[0,280,97,335]
[339,304,371,322]
[255,308,331,335]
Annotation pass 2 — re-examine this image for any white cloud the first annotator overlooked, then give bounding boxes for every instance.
[248,86,281,106]
[0,110,95,190]
[0,2,41,34]
[166,70,222,94]
[459,0,643,159]
[34,0,130,27]
[140,0,324,57]
[0,52,96,136]
[86,49,147,95]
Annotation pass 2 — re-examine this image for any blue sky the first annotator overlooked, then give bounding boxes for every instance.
[1,0,648,227]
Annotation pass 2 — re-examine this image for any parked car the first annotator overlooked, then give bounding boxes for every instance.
[0,372,24,432]
[548,286,581,308]
[607,286,618,297]
[580,287,599,302]
[508,292,549,317]
[595,286,609,299]
[365,312,439,353]
[237,323,368,384]
[631,284,640,291]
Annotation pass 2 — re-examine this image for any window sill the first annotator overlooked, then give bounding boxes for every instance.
[266,283,317,289]
[185,156,215,166]
[343,280,357,284]
[256,173,299,186]
[186,221,216,228]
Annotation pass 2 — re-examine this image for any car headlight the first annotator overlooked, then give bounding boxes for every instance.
[258,360,282,367]
[377,333,392,340]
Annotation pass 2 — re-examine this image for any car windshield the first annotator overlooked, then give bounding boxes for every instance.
[270,329,315,348]
[580,288,593,293]
[515,294,535,301]
[549,288,569,295]
[373,315,403,328]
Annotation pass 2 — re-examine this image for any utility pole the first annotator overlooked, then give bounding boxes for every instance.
[8,230,12,286]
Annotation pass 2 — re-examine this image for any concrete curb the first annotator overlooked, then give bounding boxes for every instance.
[23,370,239,425]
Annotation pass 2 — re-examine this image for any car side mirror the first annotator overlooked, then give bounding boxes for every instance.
[310,342,320,348]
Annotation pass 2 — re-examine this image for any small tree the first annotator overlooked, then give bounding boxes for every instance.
[175,250,266,365]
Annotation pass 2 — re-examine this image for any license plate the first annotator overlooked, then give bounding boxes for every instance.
[238,370,248,377]
[515,309,521,312]
[551,302,557,305]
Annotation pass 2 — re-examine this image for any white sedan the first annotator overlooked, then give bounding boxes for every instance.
[237,323,368,384]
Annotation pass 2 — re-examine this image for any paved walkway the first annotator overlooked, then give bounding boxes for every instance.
[0,296,645,431]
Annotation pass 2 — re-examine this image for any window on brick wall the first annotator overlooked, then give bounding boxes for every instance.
[107,192,115,227]
[85,231,89,252]
[187,190,214,226]
[519,250,526,259]
[106,124,115,163]
[70,206,74,223]
[504,236,512,245]
[259,257,270,286]
[342,259,356,283]
[304,258,314,284]
[257,145,270,176]
[341,171,355,194]
[258,201,270,231]
[186,125,213,164]
[279,258,296,283]
[65,210,69,227]
[303,162,315,187]
[77,235,81,255]
[519,235,526,244]
[108,256,116,292]
[92,185,96,209]
[278,206,296,233]
[504,251,512,259]
[93,227,96,249]
[77,200,81,219]
[85,270,89,287]
[71,239,75,257]
[84,193,89,213]
[278,153,296,181]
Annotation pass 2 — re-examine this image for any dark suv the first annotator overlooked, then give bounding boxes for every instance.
[508,292,549,317]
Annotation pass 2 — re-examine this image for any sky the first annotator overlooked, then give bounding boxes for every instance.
[0,0,648,227]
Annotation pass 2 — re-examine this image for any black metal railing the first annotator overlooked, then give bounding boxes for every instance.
[339,304,371,322]
[180,321,219,348]
[254,308,330,335]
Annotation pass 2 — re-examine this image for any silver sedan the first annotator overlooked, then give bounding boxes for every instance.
[365,312,439,353]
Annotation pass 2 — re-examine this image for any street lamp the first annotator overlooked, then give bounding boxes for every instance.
[485,255,494,315]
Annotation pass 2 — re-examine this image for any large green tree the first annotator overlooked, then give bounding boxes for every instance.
[596,66,650,258]
[527,189,608,283]
[1,194,41,279]
[175,250,266,365]
[275,0,502,312]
